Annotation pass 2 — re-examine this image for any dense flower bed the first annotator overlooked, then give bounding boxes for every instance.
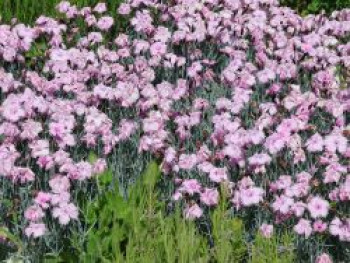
[0,0,349,261]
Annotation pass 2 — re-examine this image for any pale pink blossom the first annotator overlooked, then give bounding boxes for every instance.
[209,167,228,183]
[49,175,70,193]
[259,223,273,238]
[315,253,333,263]
[184,204,203,220]
[97,16,114,31]
[93,3,107,13]
[24,205,45,222]
[240,187,264,207]
[52,202,79,225]
[313,220,327,233]
[305,133,324,152]
[200,188,219,206]
[307,196,330,218]
[294,218,313,238]
[180,179,201,195]
[25,223,46,238]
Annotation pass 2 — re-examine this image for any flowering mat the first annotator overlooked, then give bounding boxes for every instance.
[0,0,349,262]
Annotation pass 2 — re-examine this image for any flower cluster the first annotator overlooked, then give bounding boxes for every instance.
[0,1,349,257]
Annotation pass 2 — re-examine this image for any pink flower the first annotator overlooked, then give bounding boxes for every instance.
[178,154,197,170]
[291,201,306,217]
[37,156,54,170]
[179,179,201,195]
[93,3,107,13]
[74,161,93,180]
[248,153,272,166]
[209,167,228,183]
[52,202,79,225]
[313,220,327,233]
[50,192,71,206]
[307,196,330,218]
[259,223,274,238]
[200,188,219,206]
[11,167,35,183]
[34,192,52,209]
[294,218,312,238]
[324,132,347,154]
[329,217,342,236]
[315,253,333,263]
[272,195,294,214]
[240,187,264,207]
[164,147,176,163]
[150,42,167,56]
[97,16,114,31]
[154,26,171,43]
[184,204,203,220]
[56,1,70,13]
[20,120,42,140]
[24,205,45,221]
[49,175,70,193]
[118,3,131,15]
[25,222,46,238]
[93,158,107,174]
[305,133,324,152]
[29,140,50,158]
[172,191,182,201]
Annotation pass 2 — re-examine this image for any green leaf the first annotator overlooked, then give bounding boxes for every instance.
[142,160,161,189]
[97,169,113,186]
[88,151,98,164]
[128,160,160,203]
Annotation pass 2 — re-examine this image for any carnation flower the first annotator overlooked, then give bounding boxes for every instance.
[259,223,274,238]
[118,3,131,15]
[240,187,264,207]
[305,133,324,152]
[178,154,197,170]
[96,16,114,31]
[93,3,107,13]
[184,204,203,220]
[34,192,52,209]
[179,179,202,195]
[313,220,327,233]
[315,253,333,263]
[52,202,79,225]
[209,167,228,183]
[200,188,219,206]
[272,195,294,214]
[307,196,330,218]
[294,218,312,238]
[24,205,45,222]
[49,175,70,193]
[25,223,46,238]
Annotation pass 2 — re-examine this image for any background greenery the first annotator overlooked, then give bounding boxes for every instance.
[280,0,350,15]
[0,0,124,25]
[0,0,349,25]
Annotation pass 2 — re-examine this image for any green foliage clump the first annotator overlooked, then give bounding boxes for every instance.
[0,0,125,26]
[44,160,210,262]
[280,0,350,15]
[250,231,295,263]
[210,186,247,263]
[1,0,348,26]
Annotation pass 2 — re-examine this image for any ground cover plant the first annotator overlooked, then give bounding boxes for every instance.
[280,0,350,16]
[1,0,349,25]
[0,0,349,262]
